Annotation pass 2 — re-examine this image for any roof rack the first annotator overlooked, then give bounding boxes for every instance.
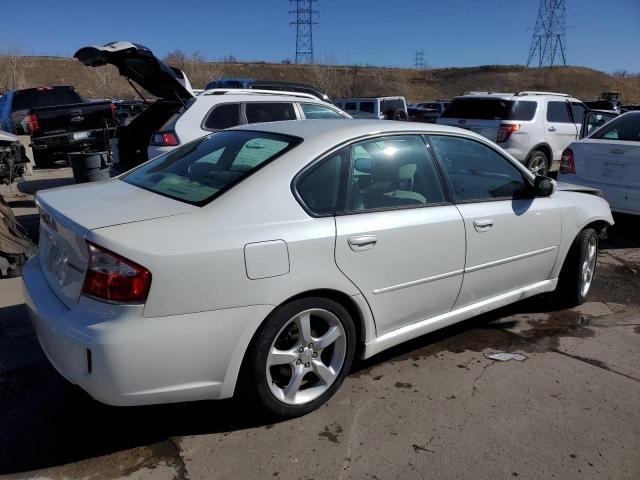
[461,91,515,96]
[515,91,571,97]
[200,88,318,100]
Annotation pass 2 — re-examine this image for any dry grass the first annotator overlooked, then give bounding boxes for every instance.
[1,56,639,103]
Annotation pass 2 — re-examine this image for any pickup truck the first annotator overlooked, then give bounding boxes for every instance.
[0,86,116,166]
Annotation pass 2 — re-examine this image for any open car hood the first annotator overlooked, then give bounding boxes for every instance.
[74,41,194,101]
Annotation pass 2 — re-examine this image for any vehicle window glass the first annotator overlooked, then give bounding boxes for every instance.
[297,149,345,214]
[380,99,404,115]
[345,102,357,111]
[570,102,586,124]
[245,103,296,123]
[359,102,375,113]
[347,135,445,211]
[123,131,301,206]
[12,87,82,110]
[300,103,344,119]
[429,135,529,201]
[546,101,571,123]
[440,99,535,120]
[590,114,640,142]
[203,103,240,130]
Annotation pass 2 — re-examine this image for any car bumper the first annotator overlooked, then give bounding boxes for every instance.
[556,174,639,215]
[22,254,274,406]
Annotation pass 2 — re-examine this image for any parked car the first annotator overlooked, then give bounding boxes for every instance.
[407,100,451,123]
[0,86,116,166]
[146,89,350,158]
[24,119,612,417]
[558,111,639,215]
[206,78,331,102]
[0,130,28,184]
[438,91,587,176]
[335,97,408,121]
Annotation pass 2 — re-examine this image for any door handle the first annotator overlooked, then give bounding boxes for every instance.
[548,126,557,132]
[473,219,493,233]
[348,235,377,251]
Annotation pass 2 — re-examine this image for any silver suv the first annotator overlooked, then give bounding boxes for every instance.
[437,91,586,176]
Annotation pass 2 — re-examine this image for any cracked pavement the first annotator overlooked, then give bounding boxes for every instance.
[1,169,639,479]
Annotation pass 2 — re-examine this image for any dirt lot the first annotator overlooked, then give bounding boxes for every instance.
[1,169,639,480]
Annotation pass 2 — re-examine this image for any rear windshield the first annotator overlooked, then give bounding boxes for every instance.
[590,113,640,142]
[441,98,537,121]
[12,86,82,110]
[123,130,301,206]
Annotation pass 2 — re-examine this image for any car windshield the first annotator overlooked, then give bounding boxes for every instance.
[440,98,536,121]
[123,130,301,206]
[590,113,640,142]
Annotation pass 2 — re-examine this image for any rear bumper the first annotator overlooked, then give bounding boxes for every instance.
[22,254,274,406]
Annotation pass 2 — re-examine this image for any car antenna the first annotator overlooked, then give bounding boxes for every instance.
[126,78,150,105]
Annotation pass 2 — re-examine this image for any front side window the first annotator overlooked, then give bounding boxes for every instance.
[547,101,571,123]
[300,103,345,119]
[203,103,241,130]
[347,135,446,211]
[297,148,347,215]
[245,103,296,123]
[124,131,301,206]
[429,135,529,201]
[590,113,640,142]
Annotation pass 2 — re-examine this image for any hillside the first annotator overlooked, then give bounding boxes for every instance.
[1,55,639,103]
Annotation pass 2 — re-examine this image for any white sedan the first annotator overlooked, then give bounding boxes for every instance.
[23,120,613,417]
[559,111,640,215]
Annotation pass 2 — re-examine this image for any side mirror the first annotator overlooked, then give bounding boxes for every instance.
[533,175,556,197]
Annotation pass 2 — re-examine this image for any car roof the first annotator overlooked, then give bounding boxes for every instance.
[229,118,482,143]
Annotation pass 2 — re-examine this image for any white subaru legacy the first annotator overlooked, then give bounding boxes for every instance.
[23,119,613,417]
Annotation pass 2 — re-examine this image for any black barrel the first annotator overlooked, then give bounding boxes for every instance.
[68,151,112,183]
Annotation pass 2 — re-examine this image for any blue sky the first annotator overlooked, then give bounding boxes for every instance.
[1,0,638,73]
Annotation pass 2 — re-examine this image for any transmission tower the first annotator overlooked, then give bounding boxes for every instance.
[527,0,567,67]
[290,0,318,64]
[414,50,425,70]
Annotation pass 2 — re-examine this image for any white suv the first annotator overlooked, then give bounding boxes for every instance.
[148,90,350,158]
[437,91,587,176]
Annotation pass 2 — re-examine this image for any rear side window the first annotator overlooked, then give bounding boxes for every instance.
[203,103,241,130]
[359,102,375,113]
[429,135,529,201]
[345,102,357,111]
[300,103,344,119]
[547,101,571,123]
[380,99,404,115]
[123,131,301,206]
[246,103,296,123]
[441,99,536,120]
[590,114,640,141]
[297,148,346,215]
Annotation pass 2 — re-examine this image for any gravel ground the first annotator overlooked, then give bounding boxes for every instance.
[1,168,638,480]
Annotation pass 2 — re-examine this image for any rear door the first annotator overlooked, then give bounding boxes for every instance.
[428,134,561,306]
[545,100,579,160]
[333,135,465,335]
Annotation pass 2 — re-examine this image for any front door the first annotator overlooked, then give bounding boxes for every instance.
[428,134,562,307]
[334,135,466,335]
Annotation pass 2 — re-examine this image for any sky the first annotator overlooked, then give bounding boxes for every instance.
[1,0,638,73]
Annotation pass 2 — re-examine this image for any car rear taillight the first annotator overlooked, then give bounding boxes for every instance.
[560,147,576,174]
[26,114,39,133]
[111,102,117,120]
[150,131,179,147]
[82,243,151,303]
[497,123,520,143]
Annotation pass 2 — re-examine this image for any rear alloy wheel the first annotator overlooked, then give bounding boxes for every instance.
[556,228,598,307]
[526,150,549,176]
[246,298,356,418]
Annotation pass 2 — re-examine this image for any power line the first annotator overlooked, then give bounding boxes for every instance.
[290,0,318,64]
[414,50,425,70]
[527,0,567,67]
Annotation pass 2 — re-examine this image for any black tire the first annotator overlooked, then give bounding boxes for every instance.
[526,150,549,176]
[555,228,598,307]
[243,297,356,418]
[391,109,408,121]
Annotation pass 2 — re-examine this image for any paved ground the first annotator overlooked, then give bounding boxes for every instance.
[1,169,639,480]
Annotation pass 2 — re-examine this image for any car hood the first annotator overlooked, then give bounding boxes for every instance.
[555,181,603,197]
[36,179,197,232]
[74,41,194,101]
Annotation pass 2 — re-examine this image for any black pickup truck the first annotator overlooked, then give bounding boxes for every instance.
[12,86,116,166]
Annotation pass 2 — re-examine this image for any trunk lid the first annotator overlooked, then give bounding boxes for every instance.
[28,100,113,137]
[437,117,501,141]
[573,139,640,187]
[74,41,194,101]
[36,179,196,308]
